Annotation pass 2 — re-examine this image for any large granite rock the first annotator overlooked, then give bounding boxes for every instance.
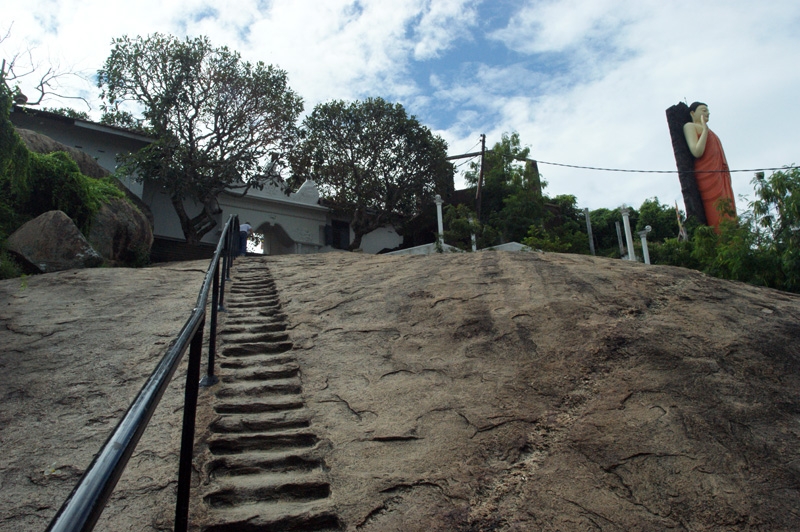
[7,210,103,273]
[16,127,110,179]
[1,253,800,530]
[88,198,153,265]
[14,127,154,263]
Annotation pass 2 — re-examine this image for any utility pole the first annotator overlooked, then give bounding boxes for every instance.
[476,134,486,221]
[445,133,486,219]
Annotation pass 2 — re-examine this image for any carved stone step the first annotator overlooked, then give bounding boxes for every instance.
[220,331,290,344]
[200,500,342,531]
[221,363,299,381]
[222,342,294,356]
[210,410,311,434]
[220,320,287,332]
[206,448,325,478]
[214,378,303,399]
[208,430,319,455]
[214,396,305,415]
[219,354,297,370]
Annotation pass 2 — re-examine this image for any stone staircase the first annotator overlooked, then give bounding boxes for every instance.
[197,258,342,531]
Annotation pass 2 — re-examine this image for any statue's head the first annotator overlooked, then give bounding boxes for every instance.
[689,101,709,123]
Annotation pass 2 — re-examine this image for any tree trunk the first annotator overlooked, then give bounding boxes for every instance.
[349,232,364,251]
[171,195,199,244]
[349,208,381,251]
[170,196,218,244]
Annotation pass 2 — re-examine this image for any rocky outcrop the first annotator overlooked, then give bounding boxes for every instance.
[14,127,154,264]
[16,127,110,179]
[2,253,800,530]
[88,198,153,265]
[7,210,103,273]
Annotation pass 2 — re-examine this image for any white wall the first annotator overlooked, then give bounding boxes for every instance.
[358,226,403,254]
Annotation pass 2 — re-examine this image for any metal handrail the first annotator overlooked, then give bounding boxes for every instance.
[46,214,240,532]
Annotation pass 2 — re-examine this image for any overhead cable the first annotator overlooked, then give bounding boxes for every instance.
[533,159,799,174]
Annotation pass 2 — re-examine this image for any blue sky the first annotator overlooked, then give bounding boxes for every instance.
[3,0,800,213]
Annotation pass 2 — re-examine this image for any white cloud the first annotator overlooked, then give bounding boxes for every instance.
[441,0,800,209]
[490,0,638,55]
[412,0,479,60]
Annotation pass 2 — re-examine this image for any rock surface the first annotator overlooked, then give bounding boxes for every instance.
[15,126,156,250]
[0,260,209,531]
[88,197,154,265]
[7,210,103,272]
[1,251,800,531]
[16,127,111,180]
[259,252,800,531]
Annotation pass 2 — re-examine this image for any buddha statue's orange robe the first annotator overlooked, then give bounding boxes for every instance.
[694,129,736,229]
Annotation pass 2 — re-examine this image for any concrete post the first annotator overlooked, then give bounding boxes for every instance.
[621,207,635,261]
[435,194,444,245]
[584,208,595,256]
[616,221,625,258]
[638,226,652,265]
[468,217,477,252]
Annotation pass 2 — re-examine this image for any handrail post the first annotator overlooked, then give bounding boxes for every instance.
[220,223,231,306]
[174,318,205,532]
[200,261,221,388]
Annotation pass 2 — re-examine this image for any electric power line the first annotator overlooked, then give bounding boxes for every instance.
[455,155,479,169]
[464,137,482,154]
[534,159,799,174]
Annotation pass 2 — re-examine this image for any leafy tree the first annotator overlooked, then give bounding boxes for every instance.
[463,132,546,243]
[289,97,453,250]
[42,107,90,120]
[751,168,800,290]
[525,194,588,253]
[587,207,626,257]
[636,197,684,243]
[443,203,498,251]
[648,168,800,293]
[98,33,303,243]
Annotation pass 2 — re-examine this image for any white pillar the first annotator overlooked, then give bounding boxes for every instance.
[469,217,477,252]
[621,207,635,261]
[435,195,444,244]
[638,226,652,265]
[584,207,595,256]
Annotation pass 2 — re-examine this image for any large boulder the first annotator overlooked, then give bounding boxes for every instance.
[15,127,110,179]
[14,127,155,263]
[15,127,155,229]
[88,198,153,265]
[7,211,103,273]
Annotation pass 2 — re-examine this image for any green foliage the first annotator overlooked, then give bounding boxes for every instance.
[648,168,800,293]
[0,69,123,278]
[289,97,453,250]
[23,151,123,233]
[98,33,303,243]
[0,72,30,223]
[0,248,22,279]
[587,207,626,257]
[452,132,597,253]
[464,132,547,243]
[524,194,588,253]
[42,107,91,120]
[636,197,683,242]
[647,237,699,269]
[443,204,498,251]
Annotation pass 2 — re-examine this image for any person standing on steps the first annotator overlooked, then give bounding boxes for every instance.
[239,221,252,256]
[682,101,736,231]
